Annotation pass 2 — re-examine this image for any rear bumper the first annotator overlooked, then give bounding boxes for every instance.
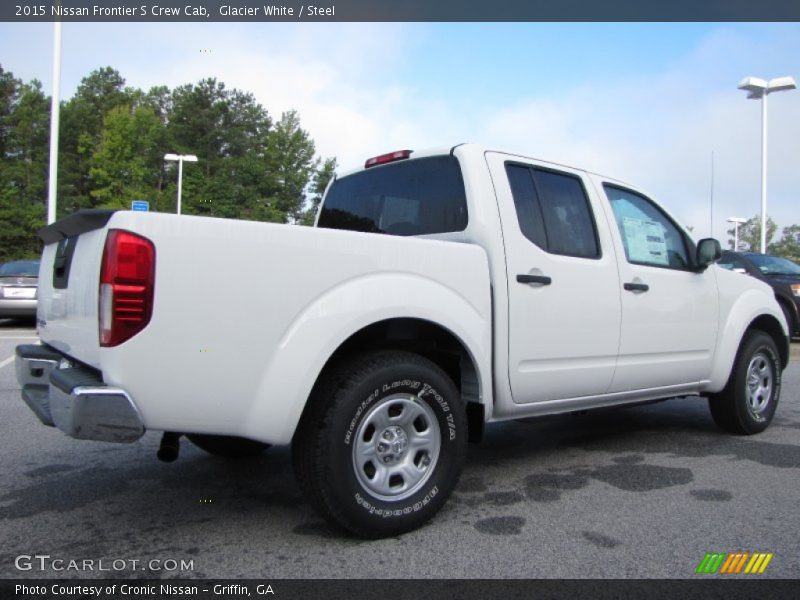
[0,298,37,316]
[15,344,145,443]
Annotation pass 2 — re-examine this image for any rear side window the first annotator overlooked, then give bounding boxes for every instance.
[603,184,690,269]
[318,156,467,236]
[505,164,600,259]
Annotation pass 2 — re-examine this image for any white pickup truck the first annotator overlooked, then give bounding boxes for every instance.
[16,144,789,538]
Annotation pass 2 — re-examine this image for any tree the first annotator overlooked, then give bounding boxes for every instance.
[168,78,275,219]
[300,157,337,225]
[58,67,130,215]
[0,72,49,261]
[264,110,318,223]
[0,65,337,260]
[726,215,778,252]
[89,104,164,209]
[771,225,800,263]
[0,65,17,161]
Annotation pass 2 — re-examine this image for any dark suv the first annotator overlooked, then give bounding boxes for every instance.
[719,251,800,337]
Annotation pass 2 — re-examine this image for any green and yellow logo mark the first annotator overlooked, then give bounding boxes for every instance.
[696,552,773,575]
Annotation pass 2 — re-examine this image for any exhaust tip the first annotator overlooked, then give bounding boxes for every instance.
[157,432,182,462]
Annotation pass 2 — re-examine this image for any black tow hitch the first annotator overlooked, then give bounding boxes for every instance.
[157,432,182,462]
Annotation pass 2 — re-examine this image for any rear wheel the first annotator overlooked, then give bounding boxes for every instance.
[708,330,782,435]
[186,434,270,458]
[292,350,467,538]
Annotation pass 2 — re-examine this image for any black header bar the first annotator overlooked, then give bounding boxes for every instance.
[4,579,800,600]
[3,0,800,23]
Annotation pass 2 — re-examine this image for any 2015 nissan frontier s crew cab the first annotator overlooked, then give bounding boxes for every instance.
[16,144,790,538]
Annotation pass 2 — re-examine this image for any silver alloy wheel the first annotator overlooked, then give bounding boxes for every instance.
[745,351,774,420]
[352,394,441,502]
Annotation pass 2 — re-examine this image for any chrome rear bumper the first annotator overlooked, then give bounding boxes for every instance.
[15,344,145,443]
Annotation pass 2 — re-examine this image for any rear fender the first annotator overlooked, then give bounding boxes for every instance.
[241,273,492,445]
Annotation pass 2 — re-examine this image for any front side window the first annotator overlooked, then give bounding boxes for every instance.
[505,164,600,259]
[604,184,690,269]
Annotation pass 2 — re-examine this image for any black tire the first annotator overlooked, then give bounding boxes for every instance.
[708,330,782,435]
[292,350,467,539]
[186,434,270,458]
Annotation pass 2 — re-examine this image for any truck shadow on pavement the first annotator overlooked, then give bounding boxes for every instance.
[2,393,799,550]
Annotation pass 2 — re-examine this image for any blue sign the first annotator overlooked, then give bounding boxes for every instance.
[131,200,150,212]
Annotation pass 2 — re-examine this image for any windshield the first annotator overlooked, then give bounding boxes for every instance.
[745,254,800,276]
[0,260,40,277]
[317,155,468,236]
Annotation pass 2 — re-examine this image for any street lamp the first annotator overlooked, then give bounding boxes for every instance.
[737,75,796,254]
[727,217,748,251]
[164,153,198,215]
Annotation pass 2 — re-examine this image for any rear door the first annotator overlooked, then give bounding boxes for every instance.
[486,153,622,403]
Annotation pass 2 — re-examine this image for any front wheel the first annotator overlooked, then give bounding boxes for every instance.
[708,330,782,435]
[292,350,467,538]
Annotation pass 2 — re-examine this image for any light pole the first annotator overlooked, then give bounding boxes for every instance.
[46,20,62,224]
[164,153,198,215]
[737,75,796,254]
[727,217,747,251]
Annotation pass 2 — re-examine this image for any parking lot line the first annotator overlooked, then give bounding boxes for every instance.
[0,355,14,369]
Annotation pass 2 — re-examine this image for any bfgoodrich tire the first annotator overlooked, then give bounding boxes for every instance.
[708,330,782,435]
[292,350,467,538]
[186,434,270,458]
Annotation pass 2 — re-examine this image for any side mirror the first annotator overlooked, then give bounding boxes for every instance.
[696,238,722,270]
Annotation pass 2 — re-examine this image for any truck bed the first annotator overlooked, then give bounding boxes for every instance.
[35,211,492,444]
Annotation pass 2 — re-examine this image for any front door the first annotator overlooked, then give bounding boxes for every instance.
[597,180,719,392]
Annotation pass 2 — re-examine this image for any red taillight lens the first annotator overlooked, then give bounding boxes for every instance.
[364,149,412,168]
[99,229,155,347]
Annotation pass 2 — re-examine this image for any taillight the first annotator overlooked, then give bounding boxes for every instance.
[99,229,155,347]
[365,149,412,168]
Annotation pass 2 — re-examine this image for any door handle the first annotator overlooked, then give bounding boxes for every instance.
[624,282,649,292]
[517,274,552,285]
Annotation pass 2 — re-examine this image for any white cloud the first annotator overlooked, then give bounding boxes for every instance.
[475,27,800,239]
[3,22,797,242]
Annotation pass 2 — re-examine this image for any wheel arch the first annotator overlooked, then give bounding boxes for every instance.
[708,311,790,394]
[295,317,486,444]
[774,294,798,336]
[747,314,790,369]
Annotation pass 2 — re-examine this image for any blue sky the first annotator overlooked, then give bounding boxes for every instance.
[1,22,798,241]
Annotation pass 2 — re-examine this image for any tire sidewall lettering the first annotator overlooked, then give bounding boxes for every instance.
[354,486,439,517]
[338,374,459,519]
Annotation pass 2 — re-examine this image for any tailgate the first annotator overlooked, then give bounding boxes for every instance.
[36,210,116,369]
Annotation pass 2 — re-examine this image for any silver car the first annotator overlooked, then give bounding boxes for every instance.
[0,260,40,319]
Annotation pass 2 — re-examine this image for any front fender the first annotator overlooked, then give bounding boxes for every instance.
[241,272,492,445]
[706,287,789,392]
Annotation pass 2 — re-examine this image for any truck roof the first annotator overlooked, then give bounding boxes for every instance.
[336,143,636,189]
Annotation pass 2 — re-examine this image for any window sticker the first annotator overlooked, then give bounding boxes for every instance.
[622,217,669,265]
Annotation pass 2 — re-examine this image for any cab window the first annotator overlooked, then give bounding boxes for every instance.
[506,164,600,259]
[603,184,690,269]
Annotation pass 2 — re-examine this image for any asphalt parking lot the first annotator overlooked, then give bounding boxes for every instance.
[1,318,799,579]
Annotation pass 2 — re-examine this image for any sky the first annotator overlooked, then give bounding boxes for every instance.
[1,21,798,242]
